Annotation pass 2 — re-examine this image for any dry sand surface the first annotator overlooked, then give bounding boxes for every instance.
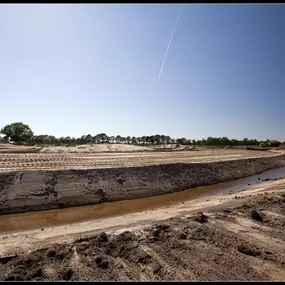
[0,143,157,154]
[0,142,279,155]
[39,144,155,153]
[0,178,285,281]
[0,143,39,154]
[0,148,280,172]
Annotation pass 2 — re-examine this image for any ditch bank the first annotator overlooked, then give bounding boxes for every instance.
[1,154,285,215]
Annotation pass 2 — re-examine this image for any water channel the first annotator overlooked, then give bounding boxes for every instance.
[1,166,285,233]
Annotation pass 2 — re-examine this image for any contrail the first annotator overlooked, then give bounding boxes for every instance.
[158,8,182,78]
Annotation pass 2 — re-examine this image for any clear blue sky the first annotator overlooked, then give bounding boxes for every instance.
[0,4,284,141]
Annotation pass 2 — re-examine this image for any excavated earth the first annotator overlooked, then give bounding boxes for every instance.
[0,147,285,280]
[0,178,285,281]
[1,149,285,215]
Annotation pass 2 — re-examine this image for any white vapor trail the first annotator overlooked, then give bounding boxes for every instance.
[158,8,182,78]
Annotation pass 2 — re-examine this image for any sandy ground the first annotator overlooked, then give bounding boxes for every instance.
[40,144,156,153]
[0,178,285,280]
[0,148,280,172]
[0,143,170,154]
[0,142,277,154]
[0,143,39,153]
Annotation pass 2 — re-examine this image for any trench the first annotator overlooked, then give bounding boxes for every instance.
[1,166,285,234]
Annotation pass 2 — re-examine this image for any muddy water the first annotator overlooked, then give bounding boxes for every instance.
[1,166,285,234]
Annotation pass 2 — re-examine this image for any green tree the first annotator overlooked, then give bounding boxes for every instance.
[0,122,33,142]
[85,134,93,143]
[230,139,239,146]
[220,137,230,146]
[79,135,87,144]
[165,136,171,144]
[95,133,108,144]
[145,136,151,144]
[44,135,56,145]
[152,135,161,145]
[116,135,122,144]
[181,138,187,145]
[242,138,249,146]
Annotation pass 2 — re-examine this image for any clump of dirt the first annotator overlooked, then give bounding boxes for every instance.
[97,232,109,242]
[250,210,263,222]
[194,212,208,223]
[147,223,171,243]
[95,256,109,269]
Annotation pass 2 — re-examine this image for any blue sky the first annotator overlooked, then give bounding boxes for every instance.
[0,4,284,140]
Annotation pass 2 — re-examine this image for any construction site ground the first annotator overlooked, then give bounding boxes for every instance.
[0,144,284,281]
[0,178,285,281]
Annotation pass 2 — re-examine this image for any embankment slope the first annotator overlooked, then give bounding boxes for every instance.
[1,152,285,215]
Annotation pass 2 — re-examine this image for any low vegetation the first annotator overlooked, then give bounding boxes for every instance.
[0,122,280,147]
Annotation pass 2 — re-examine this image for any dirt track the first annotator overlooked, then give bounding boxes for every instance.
[0,178,285,281]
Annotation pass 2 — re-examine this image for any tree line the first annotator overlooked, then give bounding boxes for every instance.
[0,122,264,146]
